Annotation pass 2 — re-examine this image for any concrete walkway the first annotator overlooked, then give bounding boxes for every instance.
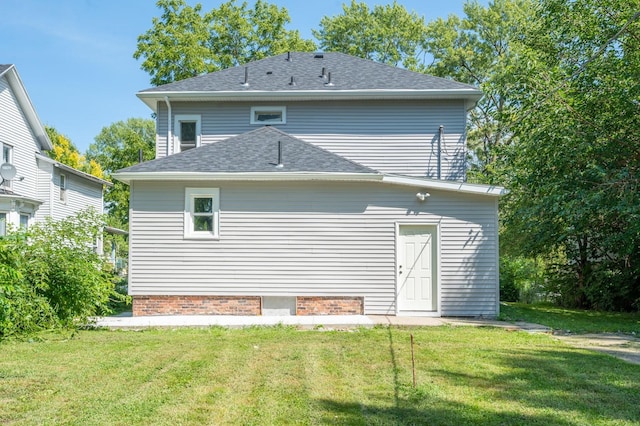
[93,312,551,332]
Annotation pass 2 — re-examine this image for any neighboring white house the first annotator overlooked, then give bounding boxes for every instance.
[115,52,506,318]
[0,64,110,236]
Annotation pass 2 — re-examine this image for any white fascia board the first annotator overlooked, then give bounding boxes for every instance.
[113,171,384,185]
[383,175,506,196]
[35,153,113,187]
[0,192,44,206]
[137,89,483,112]
[3,66,53,151]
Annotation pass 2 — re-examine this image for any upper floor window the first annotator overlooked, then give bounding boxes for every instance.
[184,187,220,239]
[250,106,286,125]
[59,173,67,203]
[174,114,201,153]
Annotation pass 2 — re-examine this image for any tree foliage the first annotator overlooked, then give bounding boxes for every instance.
[134,0,316,86]
[87,118,156,227]
[423,0,534,183]
[45,126,104,178]
[314,0,427,71]
[502,0,640,310]
[0,209,117,338]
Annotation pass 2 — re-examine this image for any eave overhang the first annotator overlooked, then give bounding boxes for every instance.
[138,89,483,112]
[113,170,505,197]
[36,153,113,187]
[0,65,53,151]
[383,175,506,196]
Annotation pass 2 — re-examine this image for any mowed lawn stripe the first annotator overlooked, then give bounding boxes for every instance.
[1,326,639,425]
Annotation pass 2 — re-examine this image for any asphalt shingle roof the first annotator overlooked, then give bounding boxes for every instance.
[117,126,378,175]
[140,52,478,93]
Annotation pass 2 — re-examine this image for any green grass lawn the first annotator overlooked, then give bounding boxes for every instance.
[1,326,639,425]
[500,302,640,334]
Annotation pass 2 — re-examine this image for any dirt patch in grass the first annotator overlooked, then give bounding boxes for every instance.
[552,332,640,365]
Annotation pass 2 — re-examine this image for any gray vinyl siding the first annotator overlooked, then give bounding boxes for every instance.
[0,75,41,200]
[129,180,498,316]
[156,100,467,180]
[49,169,103,220]
[34,159,53,221]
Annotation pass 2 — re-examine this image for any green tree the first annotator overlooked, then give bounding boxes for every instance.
[0,209,117,338]
[45,126,104,178]
[314,0,427,71]
[423,0,535,183]
[86,118,156,227]
[503,0,640,310]
[134,0,315,86]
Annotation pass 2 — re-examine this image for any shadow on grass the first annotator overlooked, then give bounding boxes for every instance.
[318,330,640,425]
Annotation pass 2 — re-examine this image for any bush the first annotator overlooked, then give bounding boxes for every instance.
[0,209,117,338]
[500,255,546,303]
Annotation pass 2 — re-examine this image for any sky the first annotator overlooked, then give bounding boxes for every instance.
[1,0,480,153]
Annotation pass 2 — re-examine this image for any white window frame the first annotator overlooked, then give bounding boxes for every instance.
[174,114,201,153]
[59,173,67,203]
[0,212,6,236]
[184,187,220,239]
[19,213,29,229]
[250,106,286,125]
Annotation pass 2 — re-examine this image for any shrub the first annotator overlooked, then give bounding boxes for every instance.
[0,209,117,338]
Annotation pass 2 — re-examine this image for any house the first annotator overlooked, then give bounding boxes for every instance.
[114,52,505,317]
[0,64,110,236]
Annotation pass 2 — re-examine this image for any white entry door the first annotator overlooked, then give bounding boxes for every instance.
[397,225,437,312]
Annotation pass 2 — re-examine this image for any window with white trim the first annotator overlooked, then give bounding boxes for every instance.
[174,114,201,153]
[19,214,28,229]
[0,213,6,236]
[184,188,220,239]
[250,106,286,124]
[59,173,67,203]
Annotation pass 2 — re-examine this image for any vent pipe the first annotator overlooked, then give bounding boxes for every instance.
[289,76,296,86]
[321,67,327,78]
[287,51,292,61]
[325,72,334,86]
[138,149,143,163]
[437,125,444,180]
[276,141,284,168]
[242,67,249,86]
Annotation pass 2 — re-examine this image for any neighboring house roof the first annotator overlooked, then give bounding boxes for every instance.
[116,126,378,178]
[137,52,483,110]
[0,187,44,206]
[35,153,113,187]
[0,64,53,151]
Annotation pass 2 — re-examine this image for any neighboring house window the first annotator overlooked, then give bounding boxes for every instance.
[1,143,12,189]
[19,214,28,229]
[59,173,67,203]
[0,213,6,236]
[250,106,286,125]
[175,114,201,153]
[184,187,220,239]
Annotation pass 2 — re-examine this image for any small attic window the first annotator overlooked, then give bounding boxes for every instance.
[250,106,286,125]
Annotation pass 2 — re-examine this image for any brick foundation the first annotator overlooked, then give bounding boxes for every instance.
[296,296,364,315]
[132,295,364,316]
[133,296,261,316]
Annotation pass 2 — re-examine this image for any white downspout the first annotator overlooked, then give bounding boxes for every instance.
[164,96,172,156]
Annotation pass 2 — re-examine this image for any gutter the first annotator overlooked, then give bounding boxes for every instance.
[36,153,113,187]
[138,89,484,112]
